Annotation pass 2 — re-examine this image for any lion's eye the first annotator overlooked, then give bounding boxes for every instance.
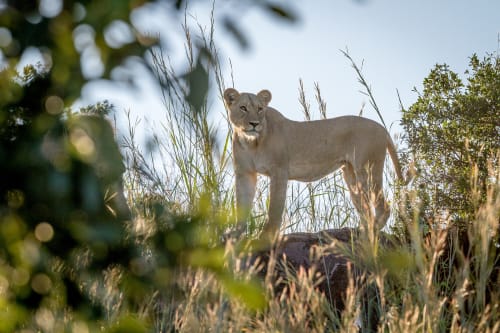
[258,107,263,113]
[240,106,247,112]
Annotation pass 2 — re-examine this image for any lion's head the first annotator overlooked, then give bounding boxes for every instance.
[224,88,272,140]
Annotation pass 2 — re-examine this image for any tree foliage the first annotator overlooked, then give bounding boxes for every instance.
[0,1,298,329]
[0,66,265,331]
[401,53,499,228]
[0,0,296,105]
[0,67,133,330]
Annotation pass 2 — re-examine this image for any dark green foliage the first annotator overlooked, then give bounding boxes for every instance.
[0,66,246,331]
[401,54,499,228]
[0,1,298,329]
[1,0,157,102]
[0,0,296,104]
[0,66,134,323]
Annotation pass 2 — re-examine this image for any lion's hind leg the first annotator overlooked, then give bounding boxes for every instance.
[342,163,373,226]
[371,164,390,230]
[342,162,389,230]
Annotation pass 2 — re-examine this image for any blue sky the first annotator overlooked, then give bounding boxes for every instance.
[81,0,499,141]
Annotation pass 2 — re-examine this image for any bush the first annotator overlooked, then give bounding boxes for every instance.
[401,53,499,229]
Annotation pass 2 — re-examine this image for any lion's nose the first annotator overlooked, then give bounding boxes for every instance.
[249,121,259,128]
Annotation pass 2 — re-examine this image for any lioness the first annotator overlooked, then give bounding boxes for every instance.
[224,88,407,239]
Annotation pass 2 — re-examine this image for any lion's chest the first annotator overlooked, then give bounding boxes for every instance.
[243,148,274,176]
[253,156,273,176]
[233,140,276,177]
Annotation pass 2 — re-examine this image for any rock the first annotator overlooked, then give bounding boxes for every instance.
[248,227,383,332]
[251,228,359,312]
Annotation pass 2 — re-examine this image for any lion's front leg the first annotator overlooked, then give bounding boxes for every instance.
[234,171,257,237]
[261,173,288,240]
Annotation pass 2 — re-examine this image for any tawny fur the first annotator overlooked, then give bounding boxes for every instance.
[224,88,406,239]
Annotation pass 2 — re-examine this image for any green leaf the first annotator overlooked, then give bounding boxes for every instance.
[184,56,209,114]
[223,17,249,50]
[264,3,298,22]
[105,315,149,333]
[221,275,267,311]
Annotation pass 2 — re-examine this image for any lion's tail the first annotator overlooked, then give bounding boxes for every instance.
[386,134,412,185]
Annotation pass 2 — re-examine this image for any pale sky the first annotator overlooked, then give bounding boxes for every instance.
[81,0,500,142]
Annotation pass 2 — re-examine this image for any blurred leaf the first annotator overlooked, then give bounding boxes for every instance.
[0,298,28,333]
[184,56,209,114]
[221,275,267,311]
[175,0,184,10]
[222,17,249,50]
[188,247,225,271]
[67,114,126,183]
[263,2,298,22]
[380,248,416,280]
[105,315,148,333]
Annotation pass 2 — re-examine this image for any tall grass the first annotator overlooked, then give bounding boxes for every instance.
[118,11,499,333]
[285,78,355,233]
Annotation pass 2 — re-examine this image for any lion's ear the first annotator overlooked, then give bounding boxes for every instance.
[257,90,272,105]
[224,88,240,106]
